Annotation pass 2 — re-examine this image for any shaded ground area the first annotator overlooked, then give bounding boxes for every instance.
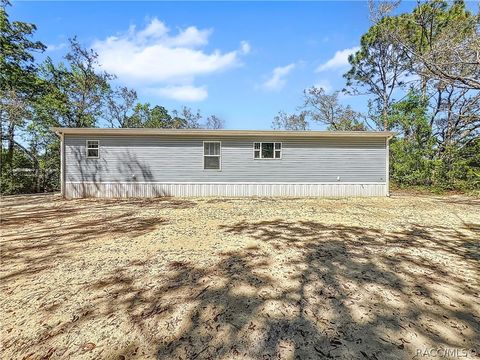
[1,194,479,359]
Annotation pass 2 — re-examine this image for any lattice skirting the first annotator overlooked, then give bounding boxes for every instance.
[65,182,387,198]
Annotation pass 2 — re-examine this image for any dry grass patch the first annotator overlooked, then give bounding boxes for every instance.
[1,193,479,359]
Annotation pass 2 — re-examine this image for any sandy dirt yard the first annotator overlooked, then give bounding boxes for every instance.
[1,193,479,360]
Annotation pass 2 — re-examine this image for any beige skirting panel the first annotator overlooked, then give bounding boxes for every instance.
[65,182,387,198]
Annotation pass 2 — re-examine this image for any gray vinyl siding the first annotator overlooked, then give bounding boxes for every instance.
[65,135,386,183]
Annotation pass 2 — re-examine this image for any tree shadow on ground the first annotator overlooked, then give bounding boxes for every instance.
[1,195,194,227]
[434,196,480,207]
[0,196,195,282]
[78,219,478,359]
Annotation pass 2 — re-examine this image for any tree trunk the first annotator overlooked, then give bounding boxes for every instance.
[34,166,41,193]
[421,75,427,101]
[382,107,388,131]
[6,121,15,170]
[13,140,42,193]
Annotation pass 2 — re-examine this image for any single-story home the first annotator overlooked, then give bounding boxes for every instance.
[51,128,394,198]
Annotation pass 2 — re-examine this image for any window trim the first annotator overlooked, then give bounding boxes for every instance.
[203,140,222,171]
[86,140,99,159]
[253,142,282,160]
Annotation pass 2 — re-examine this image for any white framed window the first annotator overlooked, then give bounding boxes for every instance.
[203,141,221,170]
[86,140,99,158]
[254,142,282,159]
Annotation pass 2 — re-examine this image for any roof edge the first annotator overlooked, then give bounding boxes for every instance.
[50,127,395,138]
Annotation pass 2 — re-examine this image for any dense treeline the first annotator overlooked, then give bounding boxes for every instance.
[1,0,479,195]
[0,0,224,195]
[273,0,479,193]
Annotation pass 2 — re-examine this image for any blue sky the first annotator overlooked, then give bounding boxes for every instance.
[11,1,420,129]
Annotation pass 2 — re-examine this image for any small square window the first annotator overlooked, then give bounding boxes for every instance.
[253,142,282,159]
[86,140,99,158]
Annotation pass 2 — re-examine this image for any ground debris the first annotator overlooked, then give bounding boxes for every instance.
[1,193,479,359]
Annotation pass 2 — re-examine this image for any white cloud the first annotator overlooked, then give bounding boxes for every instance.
[147,85,208,102]
[92,18,248,102]
[315,46,360,72]
[262,63,296,91]
[168,26,212,47]
[136,18,169,40]
[240,40,251,54]
[313,80,332,93]
[46,43,66,52]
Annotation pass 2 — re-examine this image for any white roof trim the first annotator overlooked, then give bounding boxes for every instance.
[50,127,394,138]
